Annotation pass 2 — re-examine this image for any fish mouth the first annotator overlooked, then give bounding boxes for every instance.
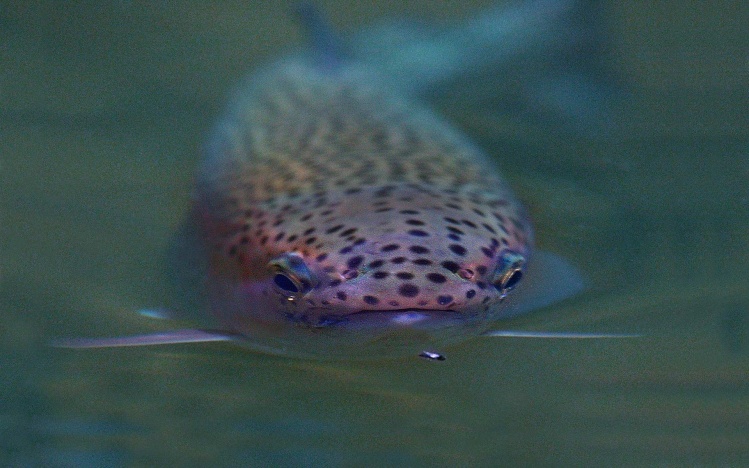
[338,308,464,331]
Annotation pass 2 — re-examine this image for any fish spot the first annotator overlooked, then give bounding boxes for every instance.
[398,283,419,298]
[405,219,425,226]
[396,272,414,280]
[372,271,389,279]
[462,219,477,228]
[368,260,385,269]
[326,224,344,234]
[347,256,364,269]
[426,273,447,284]
[408,229,429,237]
[409,246,429,254]
[336,291,347,301]
[476,265,488,275]
[381,244,400,252]
[481,247,494,258]
[466,289,476,299]
[363,295,379,305]
[413,259,432,266]
[441,261,460,273]
[449,244,467,256]
[400,209,420,215]
[340,227,357,237]
[437,295,453,305]
[391,257,407,264]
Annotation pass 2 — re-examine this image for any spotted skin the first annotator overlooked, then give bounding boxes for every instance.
[188,61,534,357]
[52,3,611,357]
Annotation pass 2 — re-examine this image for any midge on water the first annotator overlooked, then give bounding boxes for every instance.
[56,1,636,360]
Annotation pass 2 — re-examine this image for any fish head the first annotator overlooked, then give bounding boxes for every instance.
[202,183,534,358]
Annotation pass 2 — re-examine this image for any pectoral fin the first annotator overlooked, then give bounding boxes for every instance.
[51,329,237,348]
[499,249,586,319]
[482,330,641,338]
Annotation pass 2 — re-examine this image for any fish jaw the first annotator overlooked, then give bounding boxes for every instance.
[210,278,482,358]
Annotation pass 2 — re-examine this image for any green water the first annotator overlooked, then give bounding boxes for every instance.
[3,2,749,466]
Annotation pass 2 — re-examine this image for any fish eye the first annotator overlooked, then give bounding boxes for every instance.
[273,273,300,293]
[492,251,525,292]
[268,252,317,297]
[499,269,523,290]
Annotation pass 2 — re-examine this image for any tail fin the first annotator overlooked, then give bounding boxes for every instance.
[349,0,621,136]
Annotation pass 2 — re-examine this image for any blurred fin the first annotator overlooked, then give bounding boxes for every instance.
[350,0,593,90]
[483,330,641,338]
[51,329,236,348]
[498,249,586,319]
[294,2,344,69]
[138,308,175,320]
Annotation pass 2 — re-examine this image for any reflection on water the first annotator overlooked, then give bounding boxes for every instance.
[721,305,748,355]
[3,1,749,465]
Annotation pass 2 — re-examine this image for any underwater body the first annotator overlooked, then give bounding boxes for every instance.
[55,0,630,359]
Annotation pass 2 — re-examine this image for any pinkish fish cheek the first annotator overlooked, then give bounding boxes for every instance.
[205,277,275,330]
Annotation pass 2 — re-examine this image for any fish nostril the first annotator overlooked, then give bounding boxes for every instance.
[342,269,359,280]
[458,268,474,279]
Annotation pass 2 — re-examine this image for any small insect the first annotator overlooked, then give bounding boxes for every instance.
[55,1,637,360]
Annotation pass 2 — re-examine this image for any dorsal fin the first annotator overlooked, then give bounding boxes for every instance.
[294,3,344,69]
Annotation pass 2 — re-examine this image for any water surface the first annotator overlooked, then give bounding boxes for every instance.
[3,1,749,466]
